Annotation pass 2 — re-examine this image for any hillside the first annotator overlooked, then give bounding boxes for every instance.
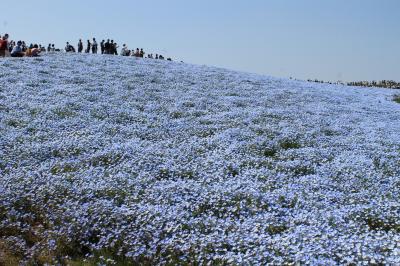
[1,53,400,264]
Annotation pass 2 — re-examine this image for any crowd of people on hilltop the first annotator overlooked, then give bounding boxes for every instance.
[63,37,170,60]
[67,38,171,60]
[1,33,172,61]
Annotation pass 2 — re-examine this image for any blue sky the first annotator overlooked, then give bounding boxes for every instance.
[2,0,399,81]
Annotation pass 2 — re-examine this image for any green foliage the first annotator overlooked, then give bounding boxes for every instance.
[292,165,315,176]
[321,129,339,136]
[226,165,239,177]
[155,168,197,181]
[170,111,184,119]
[0,241,22,266]
[365,217,400,232]
[90,153,123,167]
[196,129,216,138]
[348,80,400,89]
[266,224,288,235]
[279,140,301,150]
[393,95,400,104]
[50,163,79,174]
[5,118,26,128]
[53,107,76,119]
[263,148,277,157]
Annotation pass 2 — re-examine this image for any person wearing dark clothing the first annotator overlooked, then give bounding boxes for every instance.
[113,42,118,55]
[92,38,97,54]
[78,39,83,53]
[8,40,14,53]
[65,42,75,53]
[140,48,144,58]
[104,39,110,54]
[22,42,27,52]
[110,40,115,55]
[100,40,105,54]
[85,40,91,53]
[65,42,71,52]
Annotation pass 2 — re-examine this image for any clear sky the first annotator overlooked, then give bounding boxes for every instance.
[2,0,399,82]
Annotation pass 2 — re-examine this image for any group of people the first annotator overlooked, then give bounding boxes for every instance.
[0,34,42,57]
[1,33,173,61]
[47,44,59,52]
[67,38,171,60]
[120,45,170,60]
[67,39,122,55]
[76,38,99,54]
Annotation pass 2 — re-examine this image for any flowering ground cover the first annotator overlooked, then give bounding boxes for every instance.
[0,53,400,265]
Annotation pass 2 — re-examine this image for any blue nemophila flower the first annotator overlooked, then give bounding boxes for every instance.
[0,53,399,264]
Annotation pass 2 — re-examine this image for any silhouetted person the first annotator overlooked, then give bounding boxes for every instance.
[92,38,97,54]
[110,40,115,55]
[86,40,91,53]
[65,42,71,52]
[113,42,118,55]
[104,39,110,54]
[109,40,117,55]
[100,40,105,54]
[65,42,75,52]
[78,39,83,53]
[140,48,144,58]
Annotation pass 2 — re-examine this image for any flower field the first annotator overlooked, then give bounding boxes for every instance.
[1,53,400,264]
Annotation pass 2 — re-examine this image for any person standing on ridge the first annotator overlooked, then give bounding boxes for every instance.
[113,42,118,55]
[100,40,105,54]
[78,39,83,53]
[110,40,115,55]
[85,40,91,53]
[104,39,110,54]
[92,38,97,54]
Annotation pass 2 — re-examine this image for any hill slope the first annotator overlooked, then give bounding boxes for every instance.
[1,53,400,264]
